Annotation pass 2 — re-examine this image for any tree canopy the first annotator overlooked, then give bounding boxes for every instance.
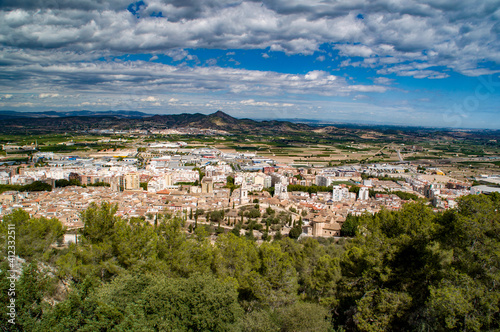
[0,193,499,331]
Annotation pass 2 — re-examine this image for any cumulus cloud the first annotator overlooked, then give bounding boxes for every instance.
[0,61,387,96]
[0,0,497,77]
[165,49,191,62]
[240,99,294,107]
[39,93,59,98]
[11,102,34,107]
[373,77,394,85]
[376,63,451,79]
[80,101,111,106]
[140,96,158,102]
[205,58,217,66]
[337,44,374,58]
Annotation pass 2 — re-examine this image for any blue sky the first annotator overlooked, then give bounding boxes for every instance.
[0,0,499,128]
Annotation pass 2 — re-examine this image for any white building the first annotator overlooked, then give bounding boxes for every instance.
[332,185,350,202]
[332,185,342,201]
[275,182,289,200]
[358,187,369,200]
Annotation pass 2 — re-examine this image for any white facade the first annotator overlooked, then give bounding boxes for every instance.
[358,187,369,200]
[275,182,289,200]
[332,185,342,201]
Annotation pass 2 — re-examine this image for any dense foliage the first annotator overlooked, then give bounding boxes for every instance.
[287,184,334,194]
[0,194,499,331]
[0,181,52,194]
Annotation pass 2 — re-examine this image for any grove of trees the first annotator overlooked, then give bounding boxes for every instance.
[0,193,499,331]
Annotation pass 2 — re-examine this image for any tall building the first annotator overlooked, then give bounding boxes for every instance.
[332,185,350,202]
[124,173,140,190]
[332,185,342,201]
[240,181,249,204]
[201,177,214,194]
[164,173,172,187]
[316,175,330,187]
[358,187,369,200]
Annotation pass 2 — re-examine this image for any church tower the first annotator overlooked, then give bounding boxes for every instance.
[240,180,249,204]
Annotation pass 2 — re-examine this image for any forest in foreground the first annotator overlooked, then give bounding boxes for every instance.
[0,193,499,332]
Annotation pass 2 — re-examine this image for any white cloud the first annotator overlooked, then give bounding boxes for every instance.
[141,96,158,102]
[165,49,190,62]
[0,61,386,97]
[0,1,497,76]
[373,77,394,85]
[39,93,59,98]
[240,99,294,107]
[80,101,111,106]
[206,58,217,65]
[11,102,34,107]
[0,0,499,126]
[337,44,374,58]
[1,94,13,99]
[376,63,451,79]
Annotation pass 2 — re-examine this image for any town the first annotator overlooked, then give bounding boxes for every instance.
[2,138,498,240]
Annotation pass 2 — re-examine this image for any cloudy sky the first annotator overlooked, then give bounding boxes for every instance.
[1,0,499,128]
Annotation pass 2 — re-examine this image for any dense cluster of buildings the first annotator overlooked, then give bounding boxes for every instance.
[0,144,493,238]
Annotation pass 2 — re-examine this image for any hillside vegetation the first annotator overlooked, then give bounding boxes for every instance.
[1,194,499,331]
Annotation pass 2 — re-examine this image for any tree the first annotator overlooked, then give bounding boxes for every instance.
[210,210,225,223]
[80,202,119,244]
[302,254,341,304]
[278,302,331,332]
[246,208,261,219]
[213,234,261,301]
[55,179,71,188]
[240,308,280,332]
[231,224,241,237]
[40,273,243,332]
[144,273,243,331]
[353,289,412,332]
[266,206,275,216]
[288,224,302,239]
[21,181,52,192]
[0,262,53,331]
[0,209,64,259]
[253,242,298,308]
[341,214,360,237]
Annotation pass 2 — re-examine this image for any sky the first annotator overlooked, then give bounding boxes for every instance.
[0,0,499,129]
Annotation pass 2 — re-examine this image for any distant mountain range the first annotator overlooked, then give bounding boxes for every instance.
[0,110,497,136]
[0,110,311,134]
